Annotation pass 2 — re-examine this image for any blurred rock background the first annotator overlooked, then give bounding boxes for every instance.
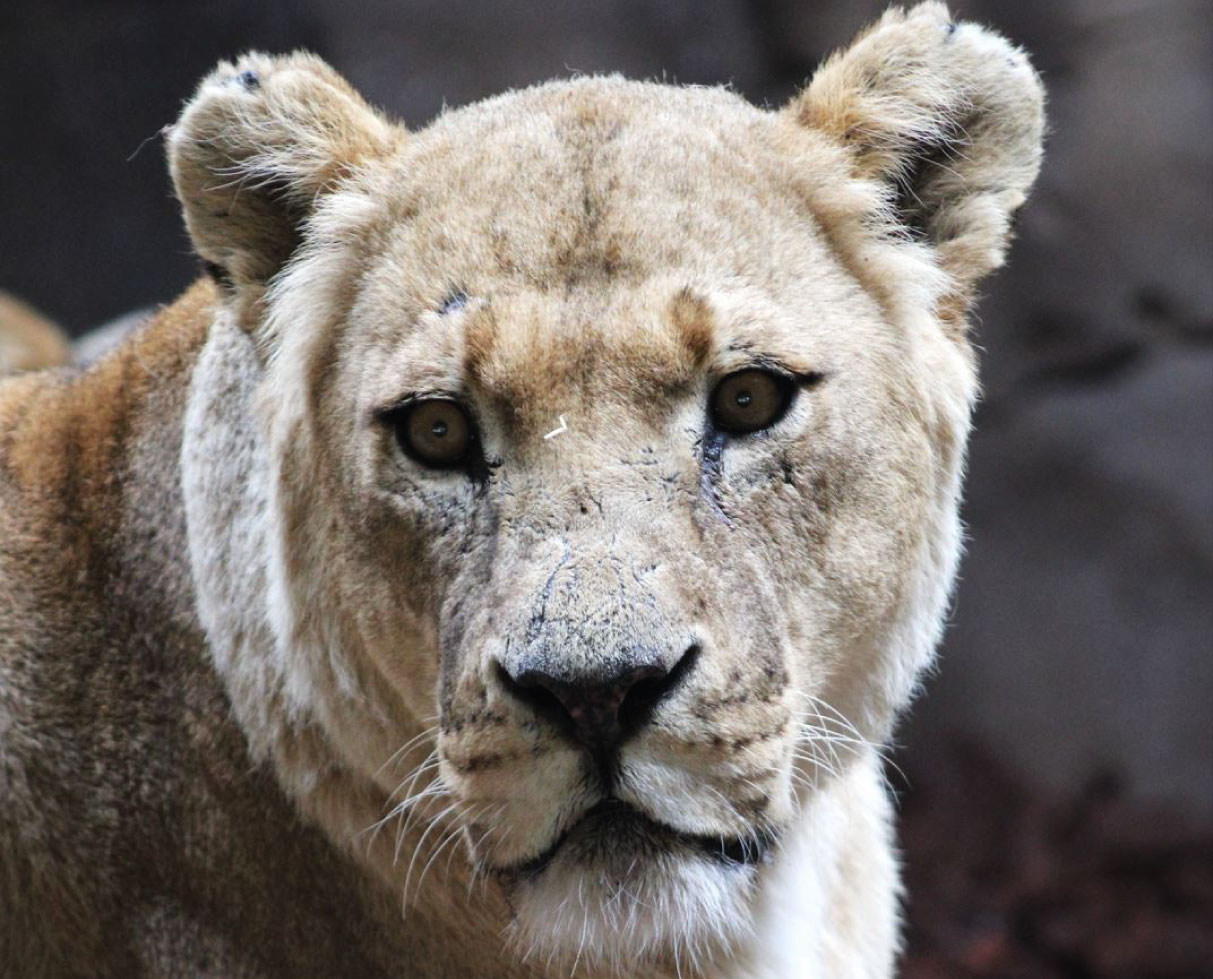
[2,0,1209,973]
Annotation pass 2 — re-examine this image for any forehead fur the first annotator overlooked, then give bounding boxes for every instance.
[353,77,883,293]
[343,81,921,380]
[263,73,973,469]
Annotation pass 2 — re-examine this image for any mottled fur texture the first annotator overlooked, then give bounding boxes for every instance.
[0,5,1043,977]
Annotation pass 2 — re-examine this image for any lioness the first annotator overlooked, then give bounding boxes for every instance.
[0,4,1043,977]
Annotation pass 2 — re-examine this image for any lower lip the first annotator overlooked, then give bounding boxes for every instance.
[505,800,770,879]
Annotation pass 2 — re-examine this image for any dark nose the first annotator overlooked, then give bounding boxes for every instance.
[497,645,699,756]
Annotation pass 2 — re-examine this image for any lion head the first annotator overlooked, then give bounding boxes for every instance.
[174,4,1042,974]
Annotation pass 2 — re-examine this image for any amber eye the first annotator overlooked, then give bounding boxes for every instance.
[395,399,473,469]
[709,369,794,435]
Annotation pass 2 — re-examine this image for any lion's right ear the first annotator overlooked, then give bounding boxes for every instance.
[168,52,400,288]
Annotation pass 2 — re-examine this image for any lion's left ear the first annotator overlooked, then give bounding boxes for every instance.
[168,52,401,289]
[790,2,1045,307]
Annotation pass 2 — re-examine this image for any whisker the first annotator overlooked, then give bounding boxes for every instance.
[374,718,439,779]
[392,780,452,866]
[789,691,909,790]
[402,799,463,911]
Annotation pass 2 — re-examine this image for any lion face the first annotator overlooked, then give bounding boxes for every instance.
[174,11,1041,972]
[259,82,968,969]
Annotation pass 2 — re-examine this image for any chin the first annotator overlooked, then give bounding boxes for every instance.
[500,801,765,976]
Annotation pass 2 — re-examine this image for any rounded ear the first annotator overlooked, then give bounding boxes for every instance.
[790,2,1045,305]
[168,52,401,287]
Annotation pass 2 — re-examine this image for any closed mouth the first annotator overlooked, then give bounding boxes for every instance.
[503,798,774,880]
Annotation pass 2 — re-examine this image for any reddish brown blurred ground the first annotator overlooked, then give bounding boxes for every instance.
[898,741,1213,978]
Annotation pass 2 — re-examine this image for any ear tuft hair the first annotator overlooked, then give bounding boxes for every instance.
[791,2,1045,304]
[168,52,401,287]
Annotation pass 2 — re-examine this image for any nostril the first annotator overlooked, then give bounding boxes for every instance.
[616,643,700,737]
[493,660,572,732]
[494,644,701,753]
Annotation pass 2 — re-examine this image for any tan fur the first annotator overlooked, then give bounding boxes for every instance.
[0,6,1043,977]
[0,291,71,375]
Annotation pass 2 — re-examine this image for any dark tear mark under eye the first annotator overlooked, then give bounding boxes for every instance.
[437,290,469,315]
[697,368,827,523]
[698,427,732,526]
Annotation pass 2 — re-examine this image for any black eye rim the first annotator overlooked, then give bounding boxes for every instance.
[377,396,485,474]
[708,367,806,437]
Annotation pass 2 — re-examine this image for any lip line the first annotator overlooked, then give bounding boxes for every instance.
[498,798,772,879]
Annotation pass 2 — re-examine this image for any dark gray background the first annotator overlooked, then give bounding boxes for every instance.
[2,0,1209,814]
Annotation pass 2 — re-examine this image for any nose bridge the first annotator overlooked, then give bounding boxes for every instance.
[507,431,687,543]
[512,533,678,684]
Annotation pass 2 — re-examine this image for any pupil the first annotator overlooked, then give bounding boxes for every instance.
[735,390,753,408]
[431,420,448,438]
